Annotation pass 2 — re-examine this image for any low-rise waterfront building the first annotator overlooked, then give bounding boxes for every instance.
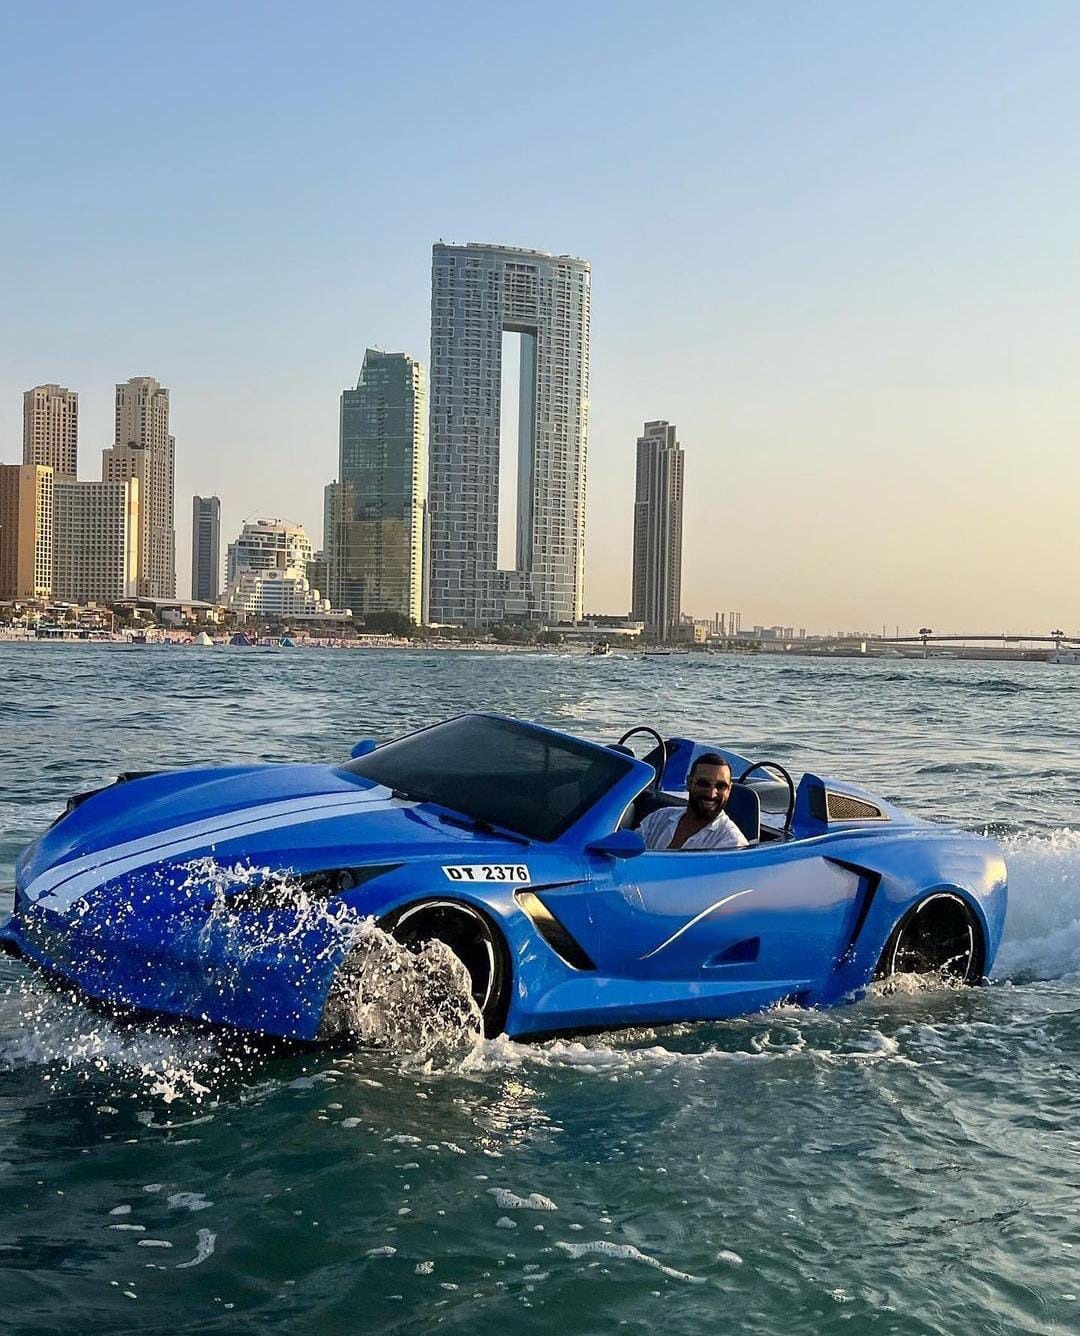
[226,517,313,583]
[225,568,330,618]
[224,517,330,618]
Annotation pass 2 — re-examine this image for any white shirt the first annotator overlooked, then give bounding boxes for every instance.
[638,805,749,852]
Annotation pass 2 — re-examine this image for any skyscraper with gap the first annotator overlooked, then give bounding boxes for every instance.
[427,243,590,627]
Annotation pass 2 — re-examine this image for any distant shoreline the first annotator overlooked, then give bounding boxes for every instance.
[0,633,575,654]
[0,633,1056,663]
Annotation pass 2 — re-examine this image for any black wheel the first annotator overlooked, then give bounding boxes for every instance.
[384,900,511,1037]
[875,893,985,986]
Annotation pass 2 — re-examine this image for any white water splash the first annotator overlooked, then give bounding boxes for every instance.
[487,1187,558,1211]
[175,1228,216,1269]
[556,1239,704,1284]
[0,857,486,1097]
[994,830,1080,980]
[0,977,229,1102]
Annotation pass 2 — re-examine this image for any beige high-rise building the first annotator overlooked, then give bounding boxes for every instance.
[0,464,54,599]
[23,384,78,479]
[102,377,176,597]
[53,479,140,604]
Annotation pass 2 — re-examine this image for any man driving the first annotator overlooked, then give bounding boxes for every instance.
[638,753,748,851]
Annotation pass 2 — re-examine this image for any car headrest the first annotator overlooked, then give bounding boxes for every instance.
[726,782,760,843]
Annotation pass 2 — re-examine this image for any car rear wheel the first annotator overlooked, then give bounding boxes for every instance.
[384,900,511,1038]
[875,892,985,986]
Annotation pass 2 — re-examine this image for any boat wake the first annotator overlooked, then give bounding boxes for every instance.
[993,828,1080,981]
[1,830,1075,1101]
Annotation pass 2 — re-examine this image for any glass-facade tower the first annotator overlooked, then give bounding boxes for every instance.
[191,494,221,602]
[335,350,426,623]
[428,243,591,627]
[631,421,684,640]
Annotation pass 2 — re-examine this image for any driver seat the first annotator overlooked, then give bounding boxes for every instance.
[725,782,760,844]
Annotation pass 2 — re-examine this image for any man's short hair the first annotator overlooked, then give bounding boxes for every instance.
[689,752,731,777]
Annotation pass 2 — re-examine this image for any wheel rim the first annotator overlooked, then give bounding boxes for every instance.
[391,901,498,1014]
[886,893,980,983]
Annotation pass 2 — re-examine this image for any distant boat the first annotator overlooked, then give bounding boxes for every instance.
[590,639,612,657]
[642,649,673,658]
[229,632,255,647]
[194,631,214,646]
[1049,649,1080,665]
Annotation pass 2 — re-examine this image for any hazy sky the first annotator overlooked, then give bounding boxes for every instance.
[2,1,1078,633]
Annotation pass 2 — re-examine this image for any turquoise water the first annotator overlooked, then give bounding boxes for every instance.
[1,645,1078,1334]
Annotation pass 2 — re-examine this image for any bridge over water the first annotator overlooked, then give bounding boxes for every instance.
[858,633,1078,646]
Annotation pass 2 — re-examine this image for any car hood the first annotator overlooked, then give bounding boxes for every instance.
[16,764,524,912]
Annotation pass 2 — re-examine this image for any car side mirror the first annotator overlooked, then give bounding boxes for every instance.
[587,830,646,859]
[350,738,378,759]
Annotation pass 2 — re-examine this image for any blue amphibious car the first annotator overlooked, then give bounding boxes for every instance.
[1,714,1007,1041]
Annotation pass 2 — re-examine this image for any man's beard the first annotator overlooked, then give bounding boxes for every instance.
[688,794,723,821]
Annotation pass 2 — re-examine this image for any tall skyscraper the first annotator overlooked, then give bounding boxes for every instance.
[322,480,345,609]
[23,384,78,479]
[53,479,139,604]
[428,242,591,627]
[0,464,54,599]
[631,421,684,641]
[191,495,221,602]
[335,350,426,623]
[102,377,176,598]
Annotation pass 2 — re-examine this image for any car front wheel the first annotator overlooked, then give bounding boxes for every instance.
[384,899,511,1037]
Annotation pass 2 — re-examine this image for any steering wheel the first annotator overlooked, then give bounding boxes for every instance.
[737,760,797,835]
[616,726,666,794]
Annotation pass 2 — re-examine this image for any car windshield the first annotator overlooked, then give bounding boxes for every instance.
[341,714,633,842]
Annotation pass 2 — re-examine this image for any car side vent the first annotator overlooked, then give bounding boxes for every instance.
[515,889,596,971]
[826,792,886,822]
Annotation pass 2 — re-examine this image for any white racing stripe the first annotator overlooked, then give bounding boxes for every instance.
[26,786,406,913]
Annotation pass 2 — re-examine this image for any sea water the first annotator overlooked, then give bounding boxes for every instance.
[0,644,1077,1334]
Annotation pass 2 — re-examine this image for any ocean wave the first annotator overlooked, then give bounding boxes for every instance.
[994,829,1080,981]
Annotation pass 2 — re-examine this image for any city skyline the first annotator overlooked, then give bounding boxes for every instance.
[2,3,1079,630]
